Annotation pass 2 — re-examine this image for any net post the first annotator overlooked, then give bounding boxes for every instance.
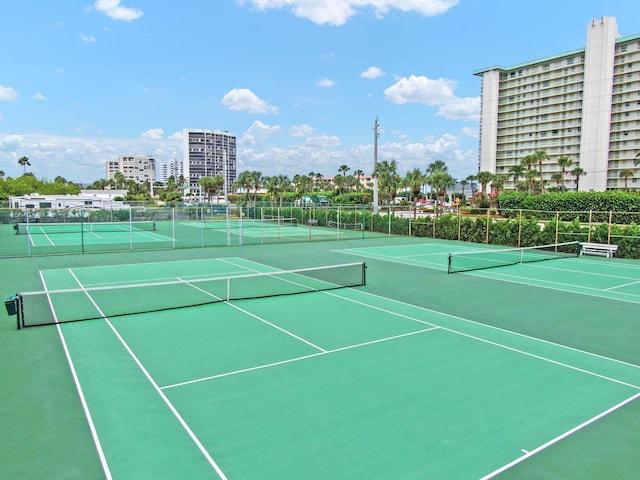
[362,262,367,286]
[16,294,23,330]
[447,253,453,274]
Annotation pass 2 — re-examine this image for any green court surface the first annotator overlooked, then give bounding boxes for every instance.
[1,236,639,479]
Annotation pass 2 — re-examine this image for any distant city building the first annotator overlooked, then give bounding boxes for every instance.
[183,129,237,196]
[475,16,640,191]
[160,158,184,183]
[106,155,156,184]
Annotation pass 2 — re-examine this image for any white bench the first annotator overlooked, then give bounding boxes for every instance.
[579,242,618,258]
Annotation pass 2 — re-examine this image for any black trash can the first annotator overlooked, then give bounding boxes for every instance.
[5,296,17,316]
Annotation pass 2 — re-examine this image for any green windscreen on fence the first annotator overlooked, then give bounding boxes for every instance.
[447,241,580,274]
[16,262,366,328]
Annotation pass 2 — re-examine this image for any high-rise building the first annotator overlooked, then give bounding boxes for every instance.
[160,158,184,183]
[105,155,156,184]
[475,17,640,192]
[183,129,237,197]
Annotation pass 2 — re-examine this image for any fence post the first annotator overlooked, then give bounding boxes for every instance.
[555,211,560,245]
[485,209,490,244]
[608,211,613,244]
[588,210,593,243]
[518,209,522,247]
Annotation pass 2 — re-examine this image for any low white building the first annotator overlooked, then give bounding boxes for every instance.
[9,190,128,210]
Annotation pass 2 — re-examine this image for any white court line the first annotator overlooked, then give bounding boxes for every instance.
[39,256,250,273]
[161,327,438,390]
[39,271,113,480]
[479,391,640,479]
[66,269,229,480]
[176,277,327,353]
[605,279,640,291]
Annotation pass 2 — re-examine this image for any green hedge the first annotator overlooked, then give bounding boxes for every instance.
[497,191,640,223]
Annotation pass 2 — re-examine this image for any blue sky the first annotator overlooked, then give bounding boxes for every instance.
[1,0,640,183]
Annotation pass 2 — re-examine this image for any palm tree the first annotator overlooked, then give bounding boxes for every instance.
[509,164,527,185]
[557,156,573,192]
[113,172,126,189]
[550,172,563,190]
[0,170,5,179]
[520,154,535,172]
[353,169,364,192]
[533,150,549,193]
[619,169,634,191]
[459,178,468,199]
[428,171,456,215]
[18,156,31,174]
[571,167,586,191]
[236,170,254,200]
[466,174,477,196]
[403,168,427,203]
[373,159,401,205]
[525,168,540,194]
[249,171,263,202]
[199,175,225,202]
[491,174,506,198]
[476,171,495,195]
[338,164,350,177]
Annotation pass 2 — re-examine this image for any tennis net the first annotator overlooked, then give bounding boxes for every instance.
[447,241,580,274]
[15,262,366,328]
[327,220,364,231]
[15,221,156,235]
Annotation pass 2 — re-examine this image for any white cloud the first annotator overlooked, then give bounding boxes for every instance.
[93,0,143,21]
[141,128,164,139]
[239,0,458,26]
[384,74,480,121]
[360,66,385,79]
[168,131,183,140]
[221,88,279,114]
[79,33,96,43]
[460,127,479,139]
[0,85,19,101]
[31,93,48,101]
[317,78,335,87]
[290,124,314,137]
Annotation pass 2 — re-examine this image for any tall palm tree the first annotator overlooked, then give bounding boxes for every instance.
[550,172,563,190]
[520,154,535,171]
[556,156,573,191]
[199,175,224,202]
[338,164,350,176]
[476,171,495,195]
[533,150,549,193]
[509,164,526,185]
[403,168,427,203]
[249,171,263,202]
[353,169,364,192]
[619,169,634,191]
[373,159,401,205]
[425,161,448,200]
[466,174,477,196]
[459,178,468,199]
[114,172,126,189]
[571,167,586,191]
[525,168,540,194]
[0,170,5,179]
[428,171,456,215]
[18,156,31,174]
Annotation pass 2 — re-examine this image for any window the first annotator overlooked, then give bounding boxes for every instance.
[567,57,574,65]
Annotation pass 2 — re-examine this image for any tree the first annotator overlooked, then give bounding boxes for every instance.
[460,178,468,199]
[373,160,401,205]
[476,171,495,195]
[571,167,586,191]
[619,169,634,191]
[525,168,540,194]
[353,169,364,192]
[550,172,564,190]
[199,175,224,202]
[338,164,350,177]
[556,156,573,191]
[466,174,477,196]
[491,174,506,198]
[403,168,427,202]
[533,150,549,193]
[428,171,456,215]
[18,156,31,174]
[520,154,535,171]
[113,172,126,189]
[509,164,526,184]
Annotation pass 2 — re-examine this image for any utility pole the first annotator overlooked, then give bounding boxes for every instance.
[373,117,380,214]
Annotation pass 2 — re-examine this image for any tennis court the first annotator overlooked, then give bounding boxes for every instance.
[2,236,640,479]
